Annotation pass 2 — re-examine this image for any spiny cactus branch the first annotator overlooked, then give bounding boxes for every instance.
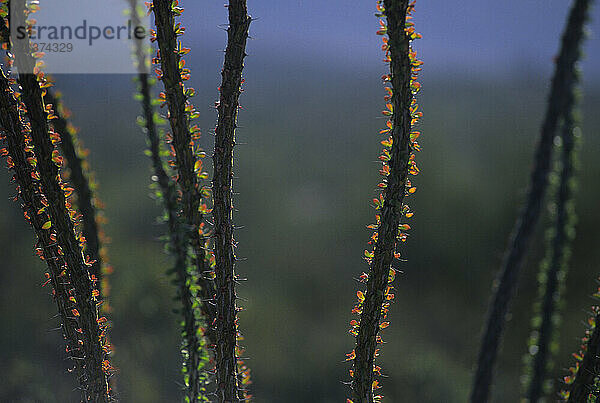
[525,79,580,402]
[471,0,592,401]
[151,0,217,347]
[350,0,421,402]
[212,0,251,401]
[44,89,105,291]
[0,68,105,401]
[135,1,213,400]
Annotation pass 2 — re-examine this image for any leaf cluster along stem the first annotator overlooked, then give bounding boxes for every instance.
[0,4,112,400]
[17,59,112,403]
[566,313,600,401]
[350,1,415,402]
[44,89,104,291]
[470,0,592,401]
[525,79,580,402]
[0,70,102,401]
[151,0,216,342]
[131,1,212,400]
[141,55,208,403]
[212,1,251,401]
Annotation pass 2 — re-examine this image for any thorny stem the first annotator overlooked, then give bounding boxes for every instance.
[17,53,111,403]
[151,0,216,347]
[351,1,412,402]
[139,0,212,400]
[212,0,251,401]
[470,0,592,401]
[44,89,104,289]
[2,3,112,400]
[0,69,108,402]
[141,67,206,401]
[525,79,580,402]
[151,0,215,304]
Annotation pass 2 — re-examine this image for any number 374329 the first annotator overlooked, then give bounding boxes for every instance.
[32,42,74,53]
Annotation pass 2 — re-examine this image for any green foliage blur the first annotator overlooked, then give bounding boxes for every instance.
[1,63,599,401]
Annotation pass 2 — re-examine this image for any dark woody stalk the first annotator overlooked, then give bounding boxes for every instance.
[44,89,114,307]
[0,2,112,399]
[136,0,211,400]
[349,0,422,402]
[0,68,111,402]
[471,0,592,401]
[150,0,216,350]
[212,1,251,401]
[524,78,581,402]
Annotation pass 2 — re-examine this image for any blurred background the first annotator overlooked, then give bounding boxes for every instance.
[1,0,600,401]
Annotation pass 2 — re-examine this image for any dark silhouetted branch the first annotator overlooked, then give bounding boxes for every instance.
[524,77,581,402]
[349,1,423,402]
[471,0,592,401]
[212,0,251,401]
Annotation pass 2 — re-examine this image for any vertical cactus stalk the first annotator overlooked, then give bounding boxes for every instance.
[150,0,216,329]
[523,72,582,401]
[137,67,210,401]
[470,1,592,401]
[20,79,113,400]
[44,88,113,310]
[0,2,112,400]
[212,1,251,401]
[137,1,213,400]
[1,0,111,302]
[43,90,102,280]
[347,1,422,402]
[150,0,216,333]
[0,68,111,402]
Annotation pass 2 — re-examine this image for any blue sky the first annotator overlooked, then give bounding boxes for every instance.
[182,0,600,82]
